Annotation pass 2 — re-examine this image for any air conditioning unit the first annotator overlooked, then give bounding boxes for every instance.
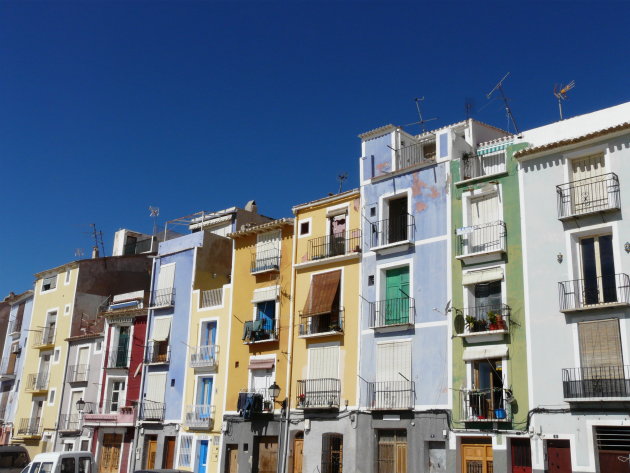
[11,345,21,354]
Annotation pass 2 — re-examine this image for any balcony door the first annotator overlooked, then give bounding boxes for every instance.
[571,154,606,214]
[115,327,130,368]
[329,213,347,257]
[197,377,213,408]
[580,235,617,305]
[469,193,499,253]
[201,321,217,347]
[108,380,126,413]
[472,359,503,420]
[578,319,624,396]
[76,346,89,381]
[38,354,51,387]
[307,345,339,406]
[256,301,275,336]
[387,196,408,244]
[472,281,502,321]
[385,267,410,325]
[376,341,411,409]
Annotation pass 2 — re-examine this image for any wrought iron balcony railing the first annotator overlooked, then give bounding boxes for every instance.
[107,345,130,369]
[306,230,361,261]
[17,417,41,436]
[557,173,620,219]
[149,288,175,308]
[68,364,89,383]
[460,388,511,422]
[251,249,281,274]
[58,414,81,431]
[184,404,215,429]
[456,221,506,257]
[460,152,506,181]
[26,372,49,392]
[368,297,415,328]
[242,319,277,343]
[145,341,170,364]
[296,378,341,409]
[32,327,56,348]
[299,308,344,337]
[200,288,223,308]
[139,401,165,421]
[237,390,274,419]
[559,273,630,311]
[368,381,415,410]
[368,214,415,248]
[189,345,219,369]
[563,365,630,399]
[396,141,436,170]
[457,304,510,335]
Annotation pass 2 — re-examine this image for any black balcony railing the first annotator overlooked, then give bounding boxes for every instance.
[17,417,41,436]
[123,237,155,255]
[460,152,506,181]
[368,214,415,248]
[307,230,361,261]
[458,304,510,335]
[58,414,81,431]
[237,390,274,419]
[396,141,436,170]
[559,273,630,311]
[299,308,344,336]
[107,345,129,369]
[456,220,506,257]
[557,173,621,219]
[369,297,415,328]
[68,364,89,383]
[33,327,55,347]
[26,372,49,391]
[149,288,175,308]
[563,365,630,399]
[251,249,281,273]
[368,381,415,410]
[145,341,170,364]
[139,401,165,421]
[296,378,341,409]
[242,319,277,343]
[460,388,511,422]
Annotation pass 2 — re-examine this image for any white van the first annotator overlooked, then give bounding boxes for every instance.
[22,452,95,473]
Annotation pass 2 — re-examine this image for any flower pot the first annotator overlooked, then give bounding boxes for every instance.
[489,323,498,331]
[494,408,507,419]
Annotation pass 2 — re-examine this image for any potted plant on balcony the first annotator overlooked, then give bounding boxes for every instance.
[487,311,498,330]
[298,393,306,407]
[466,316,487,333]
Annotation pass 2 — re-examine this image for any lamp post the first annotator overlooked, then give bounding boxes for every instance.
[76,398,86,413]
[267,382,288,473]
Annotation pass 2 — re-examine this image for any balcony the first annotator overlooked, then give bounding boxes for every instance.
[556,173,620,220]
[189,345,219,370]
[251,249,280,274]
[17,417,41,437]
[395,141,436,171]
[299,308,344,338]
[563,365,630,400]
[242,320,277,344]
[456,221,506,263]
[0,359,16,379]
[58,414,81,433]
[305,230,361,263]
[368,381,415,410]
[368,214,415,252]
[107,346,129,369]
[558,273,630,312]
[296,378,341,409]
[184,404,215,430]
[368,297,415,330]
[139,401,165,422]
[145,341,170,364]
[460,388,512,422]
[123,237,155,255]
[32,327,55,348]
[456,304,510,343]
[200,288,223,308]
[459,151,506,183]
[25,373,49,393]
[8,319,22,336]
[149,288,175,309]
[68,364,89,383]
[237,390,274,419]
[83,401,134,425]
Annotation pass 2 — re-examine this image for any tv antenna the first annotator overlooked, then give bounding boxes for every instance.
[149,206,160,236]
[337,173,348,193]
[74,248,84,258]
[554,80,575,120]
[89,223,105,257]
[404,97,438,133]
[487,72,520,134]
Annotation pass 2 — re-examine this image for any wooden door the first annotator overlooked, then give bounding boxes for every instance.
[226,445,238,473]
[162,437,176,469]
[511,438,532,473]
[145,436,158,469]
[99,434,122,473]
[256,436,278,473]
[293,438,303,473]
[547,440,572,472]
[461,444,493,473]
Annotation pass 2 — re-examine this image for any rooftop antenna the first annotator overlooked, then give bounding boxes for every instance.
[464,98,474,120]
[487,72,520,134]
[89,224,105,258]
[74,248,84,258]
[337,173,348,193]
[404,97,438,133]
[149,206,160,236]
[554,80,575,120]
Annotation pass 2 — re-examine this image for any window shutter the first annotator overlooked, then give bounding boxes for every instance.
[145,372,167,404]
[376,341,411,382]
[308,346,339,379]
[303,270,341,316]
[579,319,623,368]
[157,264,176,291]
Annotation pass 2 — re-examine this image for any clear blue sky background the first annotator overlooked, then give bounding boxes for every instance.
[1,1,629,297]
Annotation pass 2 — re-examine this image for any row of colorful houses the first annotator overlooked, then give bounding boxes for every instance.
[2,100,630,473]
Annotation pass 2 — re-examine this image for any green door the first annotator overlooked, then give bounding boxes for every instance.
[385,267,410,325]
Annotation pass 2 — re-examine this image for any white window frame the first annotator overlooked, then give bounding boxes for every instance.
[247,354,276,392]
[461,264,506,310]
[562,144,609,184]
[64,304,71,316]
[47,388,56,406]
[194,374,215,406]
[40,274,58,294]
[461,185,503,229]
[307,342,340,380]
[177,434,194,468]
[64,270,72,286]
[377,188,412,230]
[105,376,127,413]
[298,218,312,239]
[375,258,414,306]
[53,348,61,364]
[466,356,509,391]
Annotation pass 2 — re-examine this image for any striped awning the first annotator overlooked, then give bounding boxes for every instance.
[477,141,513,155]
[249,358,275,370]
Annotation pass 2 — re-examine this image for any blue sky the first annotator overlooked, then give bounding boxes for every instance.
[1,1,629,297]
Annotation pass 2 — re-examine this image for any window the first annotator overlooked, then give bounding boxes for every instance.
[244,301,275,342]
[470,358,504,419]
[467,192,501,253]
[374,341,412,409]
[60,457,75,473]
[95,340,103,353]
[301,270,342,335]
[578,319,623,372]
[78,456,91,473]
[111,326,130,368]
[64,304,71,316]
[321,434,343,473]
[377,430,407,473]
[154,263,176,307]
[196,377,213,406]
[385,195,409,244]
[177,435,193,468]
[53,348,60,363]
[579,234,617,305]
[381,266,411,326]
[299,220,310,237]
[108,380,126,412]
[144,372,167,412]
[65,270,71,285]
[41,275,57,292]
[48,389,55,405]
[253,231,281,273]
[149,317,172,363]
[328,213,347,257]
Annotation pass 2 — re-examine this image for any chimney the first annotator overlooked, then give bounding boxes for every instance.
[92,246,99,259]
[245,200,257,213]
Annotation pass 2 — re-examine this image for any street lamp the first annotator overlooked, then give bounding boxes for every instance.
[76,398,86,413]
[268,382,281,402]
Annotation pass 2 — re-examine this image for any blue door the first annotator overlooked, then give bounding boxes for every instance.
[197,440,208,473]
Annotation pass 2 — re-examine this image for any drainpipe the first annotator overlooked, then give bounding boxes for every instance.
[280,219,298,473]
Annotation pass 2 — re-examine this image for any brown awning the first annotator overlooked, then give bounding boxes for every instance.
[302,270,341,316]
[249,358,275,370]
